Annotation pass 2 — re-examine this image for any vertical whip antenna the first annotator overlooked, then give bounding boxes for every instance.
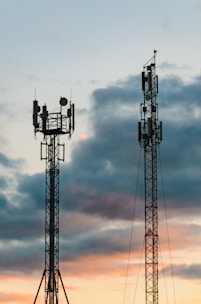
[138,50,162,304]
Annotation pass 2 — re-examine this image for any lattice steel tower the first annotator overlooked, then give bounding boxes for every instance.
[138,51,162,304]
[32,97,75,304]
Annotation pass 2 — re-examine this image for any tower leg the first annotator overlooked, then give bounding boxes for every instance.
[58,270,70,304]
[33,270,45,304]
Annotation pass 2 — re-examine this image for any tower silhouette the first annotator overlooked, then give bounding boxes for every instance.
[32,97,75,304]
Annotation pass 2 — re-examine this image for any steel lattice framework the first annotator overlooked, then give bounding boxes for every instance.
[138,51,162,304]
[33,97,74,304]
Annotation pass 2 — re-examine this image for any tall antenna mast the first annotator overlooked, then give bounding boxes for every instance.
[32,96,75,304]
[138,51,162,304]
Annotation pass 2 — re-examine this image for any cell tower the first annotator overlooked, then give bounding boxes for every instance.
[32,96,75,304]
[138,51,162,304]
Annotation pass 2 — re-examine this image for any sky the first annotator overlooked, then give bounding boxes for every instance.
[0,1,201,304]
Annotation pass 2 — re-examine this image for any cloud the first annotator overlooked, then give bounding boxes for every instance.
[27,74,43,82]
[92,75,141,113]
[162,263,201,280]
[0,163,44,249]
[60,215,142,260]
[159,61,191,72]
[0,152,23,169]
[57,73,201,218]
[0,292,33,303]
[17,172,44,210]
[2,72,201,281]
[61,253,136,279]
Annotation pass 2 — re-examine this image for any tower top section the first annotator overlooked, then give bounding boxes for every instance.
[142,50,158,99]
[32,97,75,138]
[138,51,162,147]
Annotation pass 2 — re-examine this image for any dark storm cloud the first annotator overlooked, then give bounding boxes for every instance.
[19,73,201,220]
[0,189,43,241]
[159,74,201,108]
[0,240,44,273]
[156,76,201,207]
[0,170,45,273]
[0,176,7,190]
[0,207,43,241]
[59,73,201,219]
[61,228,125,260]
[0,191,8,208]
[18,172,44,209]
[58,76,142,220]
[2,72,201,275]
[161,263,201,280]
[61,182,140,221]
[92,75,141,111]
[0,166,44,244]
[59,220,142,261]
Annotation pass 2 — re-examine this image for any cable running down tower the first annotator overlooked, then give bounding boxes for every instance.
[32,96,75,304]
[138,51,162,304]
